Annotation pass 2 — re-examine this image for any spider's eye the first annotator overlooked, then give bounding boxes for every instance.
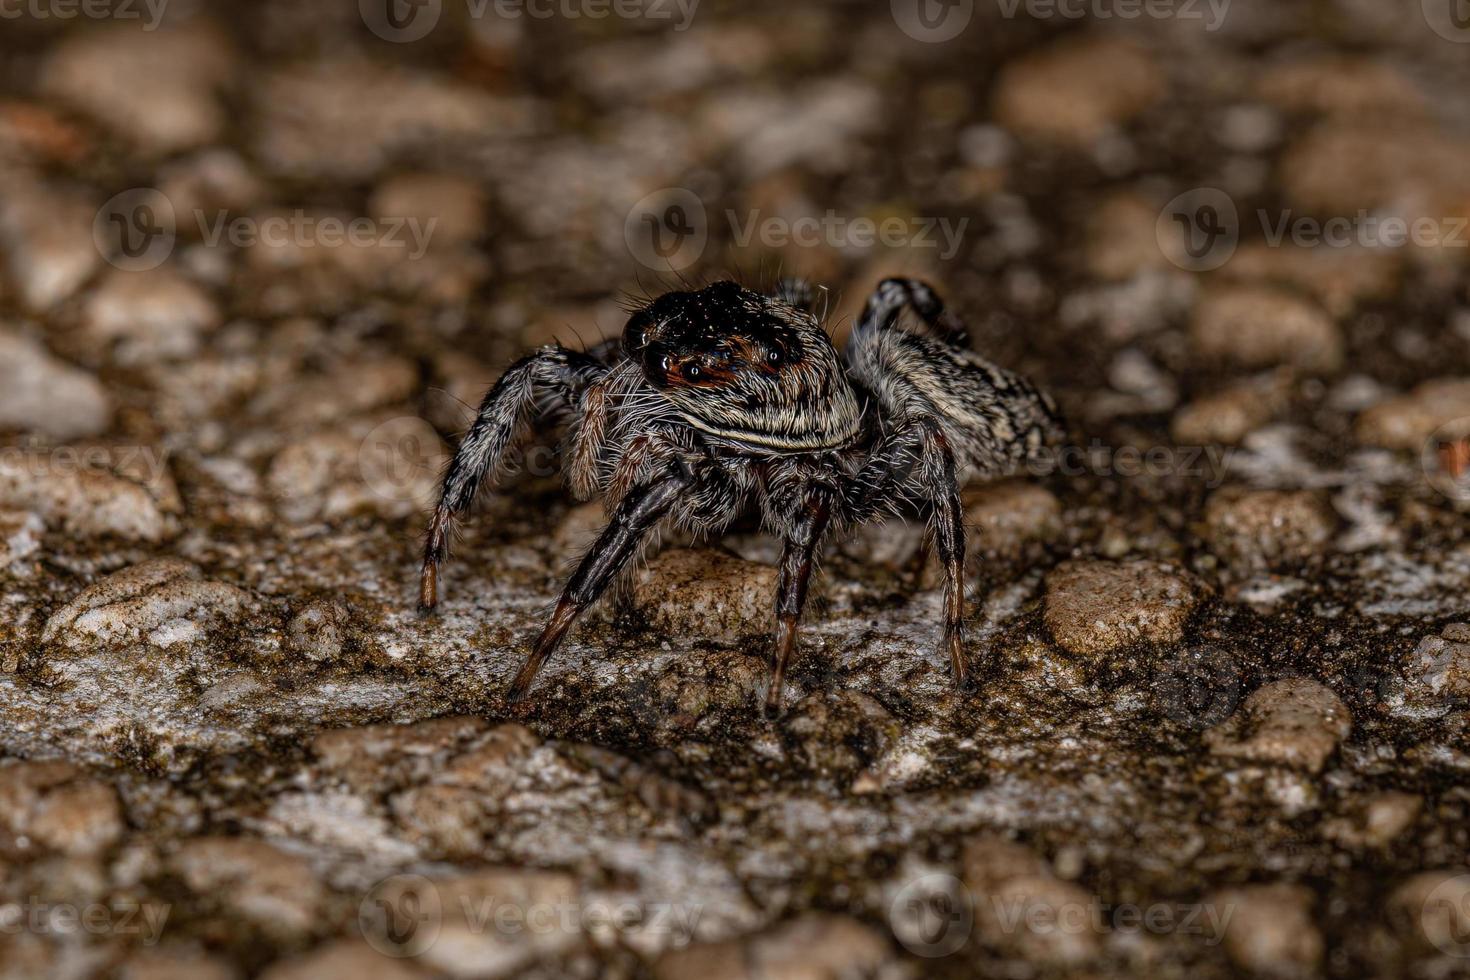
[766,348,784,366]
[682,362,703,381]
[624,315,651,354]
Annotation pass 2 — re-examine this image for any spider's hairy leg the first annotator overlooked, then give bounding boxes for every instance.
[420,346,607,613]
[771,277,818,313]
[853,277,971,347]
[844,415,971,688]
[507,471,688,703]
[767,489,833,715]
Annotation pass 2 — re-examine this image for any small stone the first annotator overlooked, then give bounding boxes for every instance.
[40,23,236,155]
[1203,488,1336,570]
[287,595,350,663]
[117,947,238,980]
[1043,559,1204,657]
[266,418,442,524]
[258,940,427,980]
[370,173,487,247]
[1208,883,1323,977]
[0,445,175,542]
[1355,378,1470,451]
[0,330,112,439]
[312,717,495,794]
[172,837,324,941]
[0,510,43,567]
[653,913,893,980]
[1191,286,1343,373]
[1388,871,1470,957]
[963,480,1062,556]
[82,268,220,366]
[993,35,1161,147]
[1224,243,1401,317]
[0,175,100,309]
[780,689,897,778]
[1323,792,1422,849]
[962,835,1101,966]
[1172,373,1290,446]
[1083,191,1169,280]
[1204,677,1352,773]
[1399,623,1470,708]
[0,761,122,856]
[1256,56,1425,117]
[634,548,777,639]
[41,557,255,648]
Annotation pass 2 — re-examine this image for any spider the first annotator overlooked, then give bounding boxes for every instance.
[418,277,1064,712]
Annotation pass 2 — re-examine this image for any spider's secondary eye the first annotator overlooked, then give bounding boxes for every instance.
[683,363,703,381]
[766,348,784,366]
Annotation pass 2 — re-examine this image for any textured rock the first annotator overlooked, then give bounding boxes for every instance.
[964,480,1063,555]
[0,448,176,541]
[0,330,112,439]
[1044,559,1204,657]
[1203,488,1336,569]
[0,176,99,309]
[258,940,428,980]
[1209,883,1323,977]
[0,509,43,567]
[993,35,1161,146]
[1224,243,1401,317]
[42,558,255,647]
[82,268,220,365]
[1205,678,1352,773]
[1355,378,1470,451]
[1172,373,1290,446]
[172,837,324,941]
[962,836,1101,966]
[0,760,123,856]
[1190,286,1343,373]
[1398,623,1470,708]
[1323,792,1423,849]
[634,548,778,639]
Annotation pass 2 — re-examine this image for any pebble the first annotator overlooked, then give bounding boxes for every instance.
[82,268,221,365]
[0,509,43,567]
[0,329,112,439]
[1208,883,1323,977]
[0,448,174,541]
[1083,191,1169,280]
[370,173,488,247]
[0,760,123,856]
[312,717,498,794]
[287,595,351,663]
[40,23,236,155]
[41,557,255,647]
[1203,488,1336,569]
[0,176,100,309]
[117,948,239,980]
[259,940,427,980]
[172,837,324,941]
[653,913,893,980]
[1354,378,1470,451]
[1043,559,1204,658]
[1398,623,1470,708]
[964,481,1063,556]
[1224,243,1401,317]
[1204,678,1352,773]
[993,35,1161,147]
[266,420,441,524]
[634,548,777,640]
[1171,372,1289,446]
[962,835,1101,966]
[1256,55,1424,117]
[1190,286,1343,373]
[1323,791,1423,849]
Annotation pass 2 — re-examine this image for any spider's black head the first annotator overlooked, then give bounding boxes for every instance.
[624,281,861,453]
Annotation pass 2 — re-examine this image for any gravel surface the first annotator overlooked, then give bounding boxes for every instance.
[1,2,1469,978]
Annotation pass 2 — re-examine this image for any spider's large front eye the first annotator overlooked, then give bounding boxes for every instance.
[682,362,703,381]
[624,314,651,354]
[765,347,785,367]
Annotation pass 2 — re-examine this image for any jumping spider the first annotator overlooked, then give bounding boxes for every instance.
[419,278,1063,712]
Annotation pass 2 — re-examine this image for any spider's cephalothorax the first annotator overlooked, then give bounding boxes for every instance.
[419,278,1064,712]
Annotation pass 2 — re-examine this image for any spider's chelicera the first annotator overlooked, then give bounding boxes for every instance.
[419,278,1064,711]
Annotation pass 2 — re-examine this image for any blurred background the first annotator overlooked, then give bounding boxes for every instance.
[3,1,1470,978]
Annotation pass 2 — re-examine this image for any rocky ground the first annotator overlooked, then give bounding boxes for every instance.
[1,1,1470,977]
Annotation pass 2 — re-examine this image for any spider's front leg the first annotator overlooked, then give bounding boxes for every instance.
[843,415,971,689]
[420,345,607,613]
[767,488,834,714]
[506,470,687,702]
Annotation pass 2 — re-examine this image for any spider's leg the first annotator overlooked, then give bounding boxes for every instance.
[772,277,817,313]
[420,346,606,613]
[507,471,688,703]
[852,277,970,348]
[843,415,970,688]
[768,490,833,714]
